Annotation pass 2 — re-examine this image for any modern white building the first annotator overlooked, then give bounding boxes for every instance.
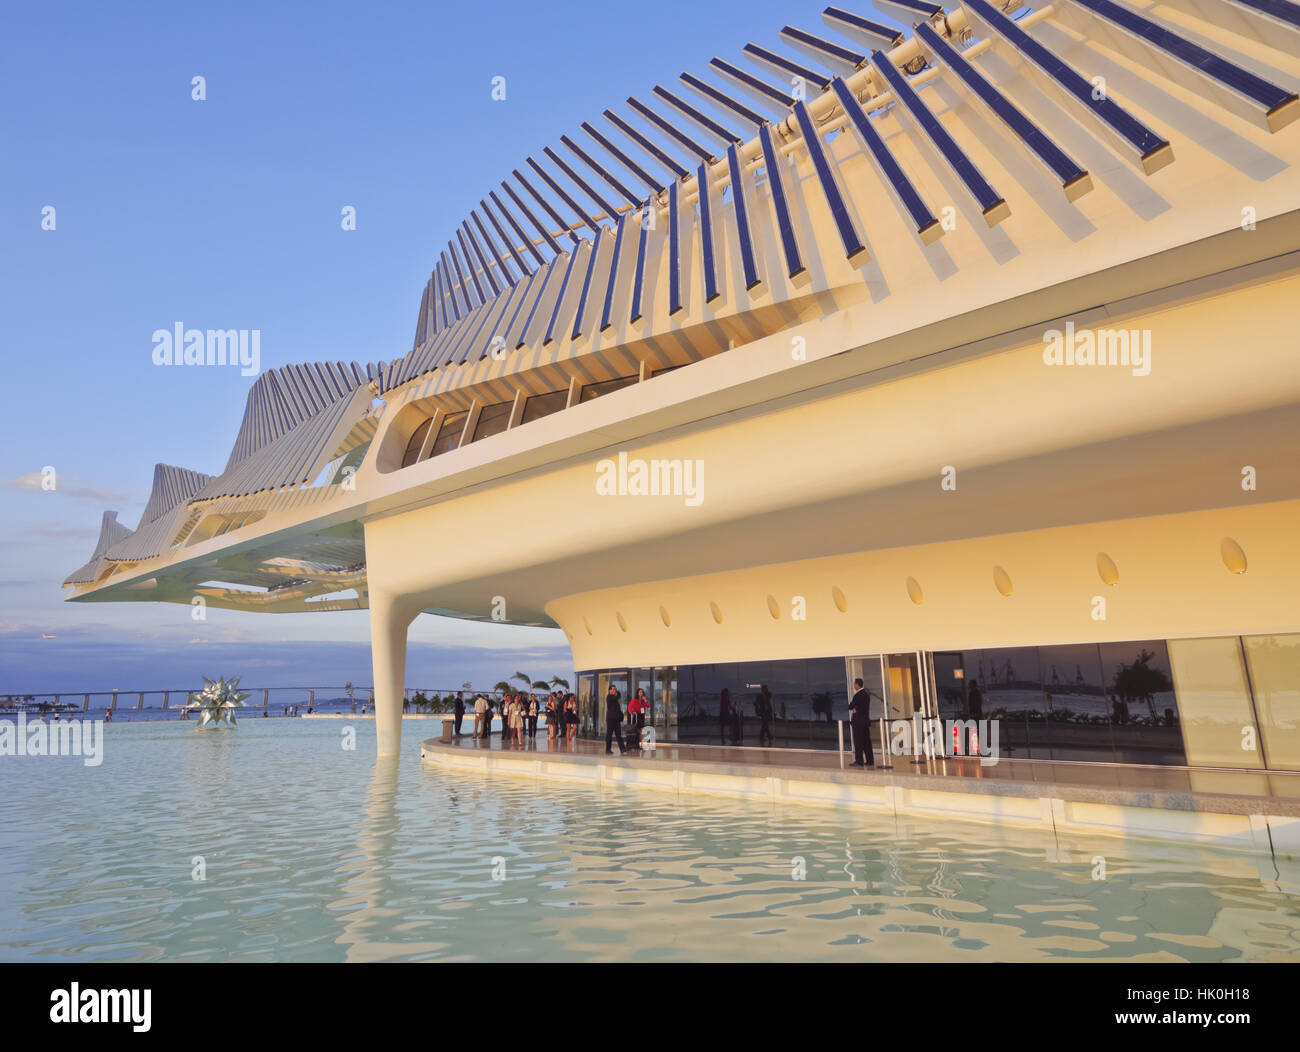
[67,2,1300,777]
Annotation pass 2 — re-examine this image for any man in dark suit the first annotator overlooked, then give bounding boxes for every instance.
[453,691,465,736]
[604,685,626,755]
[848,678,875,768]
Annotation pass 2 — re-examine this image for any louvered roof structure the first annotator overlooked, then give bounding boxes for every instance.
[63,0,1300,638]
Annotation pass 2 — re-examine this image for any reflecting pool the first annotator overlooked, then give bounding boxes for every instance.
[1,719,1297,961]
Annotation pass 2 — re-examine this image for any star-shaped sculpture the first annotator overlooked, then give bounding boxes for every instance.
[184,675,250,730]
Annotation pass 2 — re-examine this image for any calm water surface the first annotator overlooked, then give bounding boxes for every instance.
[1,719,1298,962]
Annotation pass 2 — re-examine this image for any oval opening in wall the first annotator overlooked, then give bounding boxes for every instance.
[616,611,628,632]
[709,601,723,624]
[659,605,671,627]
[993,565,1013,597]
[1220,537,1248,575]
[766,594,781,620]
[831,585,848,613]
[905,577,923,605]
[1096,552,1120,588]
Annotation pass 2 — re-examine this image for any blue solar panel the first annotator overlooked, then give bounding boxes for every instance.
[543,145,623,222]
[438,254,462,321]
[543,243,587,346]
[792,100,868,263]
[1227,0,1300,29]
[517,254,567,350]
[710,57,795,108]
[727,144,762,291]
[627,96,716,162]
[572,229,609,340]
[630,208,652,323]
[829,77,940,241]
[914,22,1090,199]
[423,310,462,370]
[603,109,690,179]
[479,277,530,359]
[600,210,633,332]
[414,281,429,348]
[525,157,600,235]
[780,24,867,72]
[513,169,585,247]
[454,294,508,365]
[697,162,721,304]
[962,0,1171,172]
[447,240,476,313]
[430,268,444,332]
[653,84,743,144]
[480,197,533,276]
[758,123,806,280]
[455,229,488,302]
[499,266,544,353]
[667,181,684,315]
[560,134,643,208]
[584,119,667,192]
[870,51,1008,223]
[1063,0,1297,127]
[488,188,547,266]
[461,221,501,297]
[681,71,768,129]
[820,7,904,49]
[496,262,538,348]
[742,43,831,92]
[499,180,564,256]
[871,0,944,20]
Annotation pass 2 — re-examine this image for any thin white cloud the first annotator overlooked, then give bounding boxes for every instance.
[0,472,141,504]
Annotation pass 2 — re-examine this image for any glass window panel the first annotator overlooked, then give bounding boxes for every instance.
[805,657,847,750]
[1101,640,1184,765]
[471,400,513,442]
[1168,637,1261,769]
[521,389,568,424]
[1244,634,1300,772]
[429,411,468,457]
[579,374,638,403]
[401,418,432,468]
[973,647,1050,760]
[653,666,677,740]
[1037,643,1111,762]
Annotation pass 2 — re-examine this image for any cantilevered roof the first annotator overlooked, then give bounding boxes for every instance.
[138,463,214,526]
[223,361,382,471]
[63,511,134,586]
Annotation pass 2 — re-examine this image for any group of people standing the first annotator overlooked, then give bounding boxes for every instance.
[447,686,652,754]
[451,690,581,746]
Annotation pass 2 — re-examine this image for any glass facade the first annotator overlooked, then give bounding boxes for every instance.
[429,411,468,457]
[579,633,1300,771]
[580,375,638,403]
[521,390,567,425]
[471,400,512,442]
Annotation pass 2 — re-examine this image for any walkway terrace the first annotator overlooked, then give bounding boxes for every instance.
[422,731,1300,865]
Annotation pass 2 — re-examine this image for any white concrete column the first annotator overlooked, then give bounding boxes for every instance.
[369,591,417,756]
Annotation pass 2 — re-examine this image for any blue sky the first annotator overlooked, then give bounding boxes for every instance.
[0,0,906,691]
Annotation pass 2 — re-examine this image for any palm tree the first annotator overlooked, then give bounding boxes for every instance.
[531,680,550,691]
[493,680,512,694]
[345,681,355,714]
[549,675,570,690]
